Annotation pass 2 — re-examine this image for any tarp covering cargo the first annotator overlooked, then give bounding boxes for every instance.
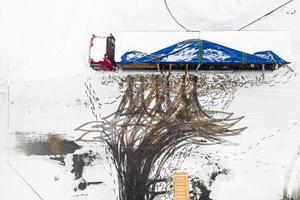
[119,39,289,66]
[254,50,289,65]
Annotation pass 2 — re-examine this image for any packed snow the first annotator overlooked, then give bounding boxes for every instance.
[0,0,300,200]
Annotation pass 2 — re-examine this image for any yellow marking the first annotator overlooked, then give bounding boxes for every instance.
[173,172,190,200]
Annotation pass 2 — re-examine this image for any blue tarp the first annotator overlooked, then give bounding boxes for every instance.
[254,50,289,65]
[119,39,289,65]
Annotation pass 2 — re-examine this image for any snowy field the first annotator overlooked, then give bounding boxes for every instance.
[1,0,300,200]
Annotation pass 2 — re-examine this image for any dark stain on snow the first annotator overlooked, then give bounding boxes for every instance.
[190,169,229,200]
[71,151,100,180]
[15,133,80,156]
[71,151,104,191]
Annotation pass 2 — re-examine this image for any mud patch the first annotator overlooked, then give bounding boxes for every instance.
[15,132,80,155]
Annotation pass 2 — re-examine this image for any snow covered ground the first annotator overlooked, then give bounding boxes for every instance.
[1,0,300,200]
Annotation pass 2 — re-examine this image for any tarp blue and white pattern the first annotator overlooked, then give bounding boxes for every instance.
[119,39,289,65]
[254,50,289,65]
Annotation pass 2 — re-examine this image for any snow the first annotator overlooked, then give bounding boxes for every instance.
[1,0,300,200]
[162,47,198,62]
[255,51,277,61]
[203,48,231,62]
[163,0,294,31]
[126,52,143,61]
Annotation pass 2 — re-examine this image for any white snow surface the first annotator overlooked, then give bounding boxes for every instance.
[203,49,231,62]
[0,0,300,200]
[162,47,198,62]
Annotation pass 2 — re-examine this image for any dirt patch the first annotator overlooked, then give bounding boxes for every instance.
[15,132,80,155]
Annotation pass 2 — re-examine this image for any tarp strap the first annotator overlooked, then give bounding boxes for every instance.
[242,52,247,64]
[198,39,203,64]
[156,58,160,65]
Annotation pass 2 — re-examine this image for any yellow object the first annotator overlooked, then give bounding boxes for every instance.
[172,172,190,200]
